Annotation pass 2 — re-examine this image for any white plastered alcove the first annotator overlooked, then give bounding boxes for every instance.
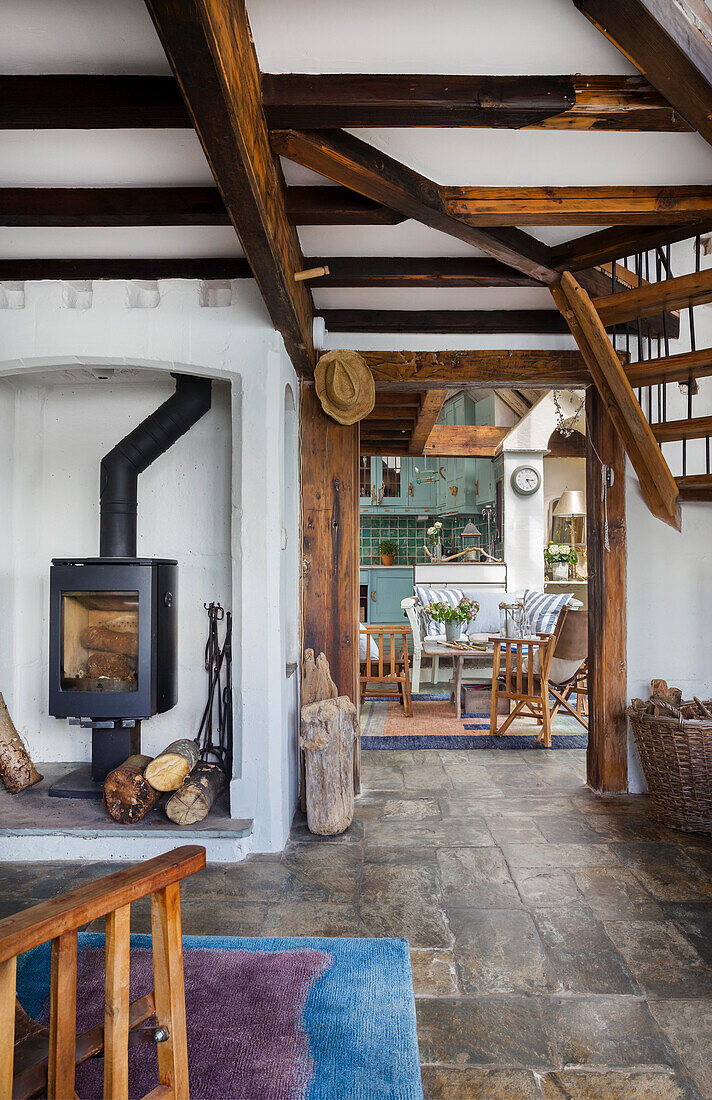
[0,279,301,858]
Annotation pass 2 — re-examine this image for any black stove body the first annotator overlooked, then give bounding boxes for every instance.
[47,373,211,797]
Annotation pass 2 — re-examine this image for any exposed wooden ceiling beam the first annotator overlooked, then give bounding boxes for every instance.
[262,73,686,130]
[270,128,558,283]
[553,272,680,529]
[264,74,575,127]
[285,186,406,225]
[307,256,540,287]
[0,258,252,281]
[0,75,188,128]
[409,391,450,454]
[319,309,568,334]
[424,425,510,457]
[1,73,685,133]
[551,221,712,272]
[571,0,712,147]
[444,186,712,226]
[595,267,712,326]
[143,0,314,374]
[359,350,590,389]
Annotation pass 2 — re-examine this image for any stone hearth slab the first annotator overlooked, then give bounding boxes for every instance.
[0,763,252,863]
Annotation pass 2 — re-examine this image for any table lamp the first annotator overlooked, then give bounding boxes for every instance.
[554,488,586,548]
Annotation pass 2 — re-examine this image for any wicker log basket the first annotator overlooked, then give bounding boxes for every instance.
[628,680,712,834]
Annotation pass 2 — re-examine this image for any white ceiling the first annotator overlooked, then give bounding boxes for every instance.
[0,0,710,347]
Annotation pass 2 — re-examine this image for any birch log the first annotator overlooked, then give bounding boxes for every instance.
[300,695,357,835]
[164,761,227,824]
[103,755,161,824]
[144,739,200,791]
[0,692,43,794]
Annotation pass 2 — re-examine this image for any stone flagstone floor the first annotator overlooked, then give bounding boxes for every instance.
[4,747,712,1098]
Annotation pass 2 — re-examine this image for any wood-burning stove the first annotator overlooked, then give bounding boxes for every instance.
[47,373,211,798]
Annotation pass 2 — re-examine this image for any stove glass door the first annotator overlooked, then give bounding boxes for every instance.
[60,590,139,693]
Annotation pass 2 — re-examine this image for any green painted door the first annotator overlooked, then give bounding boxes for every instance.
[370,568,413,625]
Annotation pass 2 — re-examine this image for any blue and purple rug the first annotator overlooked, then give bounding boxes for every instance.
[16,933,422,1100]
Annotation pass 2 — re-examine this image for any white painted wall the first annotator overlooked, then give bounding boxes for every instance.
[0,278,301,853]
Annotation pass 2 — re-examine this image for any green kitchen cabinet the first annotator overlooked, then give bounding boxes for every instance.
[362,567,413,625]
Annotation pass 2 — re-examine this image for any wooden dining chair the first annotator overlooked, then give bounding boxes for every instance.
[489,608,588,746]
[360,624,413,717]
[1,844,206,1100]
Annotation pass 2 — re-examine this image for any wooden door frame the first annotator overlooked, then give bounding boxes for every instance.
[300,379,628,796]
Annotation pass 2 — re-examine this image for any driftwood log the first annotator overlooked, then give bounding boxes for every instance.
[103,755,161,824]
[165,761,227,824]
[144,739,200,791]
[302,649,338,707]
[0,692,43,794]
[300,694,357,836]
[80,625,138,659]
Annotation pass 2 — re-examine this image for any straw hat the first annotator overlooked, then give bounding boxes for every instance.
[314,351,375,425]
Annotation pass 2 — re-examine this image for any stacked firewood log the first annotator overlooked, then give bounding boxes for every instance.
[103,740,226,825]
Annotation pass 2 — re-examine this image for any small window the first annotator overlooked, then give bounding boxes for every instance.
[380,456,401,497]
[359,456,372,497]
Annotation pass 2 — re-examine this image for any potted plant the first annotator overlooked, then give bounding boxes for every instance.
[379,538,398,566]
[426,520,443,559]
[544,541,577,581]
[427,597,480,642]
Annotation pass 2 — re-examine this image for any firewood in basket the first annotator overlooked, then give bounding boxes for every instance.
[85,652,134,680]
[165,761,227,824]
[0,691,43,794]
[103,754,161,824]
[144,739,200,791]
[80,625,138,659]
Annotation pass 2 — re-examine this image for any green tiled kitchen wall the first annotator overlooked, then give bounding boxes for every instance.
[361,512,503,565]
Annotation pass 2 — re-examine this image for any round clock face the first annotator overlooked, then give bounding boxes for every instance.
[511,465,540,496]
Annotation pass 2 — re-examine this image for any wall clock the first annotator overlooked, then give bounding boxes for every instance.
[511,465,541,496]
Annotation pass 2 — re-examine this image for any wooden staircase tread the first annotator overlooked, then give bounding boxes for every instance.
[652,415,712,443]
[594,267,712,327]
[676,474,712,501]
[627,346,712,388]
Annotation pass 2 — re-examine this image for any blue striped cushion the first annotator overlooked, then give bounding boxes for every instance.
[414,586,465,637]
[523,589,571,635]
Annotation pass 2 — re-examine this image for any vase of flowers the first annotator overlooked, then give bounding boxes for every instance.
[378,538,398,566]
[544,541,577,581]
[427,597,480,642]
[426,520,443,560]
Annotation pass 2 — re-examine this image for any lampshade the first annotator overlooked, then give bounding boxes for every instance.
[554,489,586,517]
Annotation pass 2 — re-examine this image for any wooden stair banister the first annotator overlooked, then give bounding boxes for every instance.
[594,267,712,327]
[1,845,206,1100]
[553,271,681,530]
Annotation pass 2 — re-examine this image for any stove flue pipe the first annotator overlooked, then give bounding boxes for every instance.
[100,373,212,557]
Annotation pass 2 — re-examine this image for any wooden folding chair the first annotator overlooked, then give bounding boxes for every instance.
[488,630,560,747]
[360,624,413,717]
[2,845,206,1100]
[548,612,589,731]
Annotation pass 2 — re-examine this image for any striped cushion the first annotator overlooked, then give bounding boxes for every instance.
[414,586,466,637]
[523,589,572,635]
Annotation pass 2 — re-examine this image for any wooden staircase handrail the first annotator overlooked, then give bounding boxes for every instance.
[0,846,206,963]
[553,271,681,530]
[595,266,712,327]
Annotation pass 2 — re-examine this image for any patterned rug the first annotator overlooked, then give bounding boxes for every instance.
[16,934,422,1100]
[361,696,587,750]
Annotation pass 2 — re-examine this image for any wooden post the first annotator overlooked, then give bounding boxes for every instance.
[300,384,360,792]
[104,904,131,1100]
[586,387,628,793]
[150,882,189,1100]
[48,930,78,1100]
[0,956,16,1098]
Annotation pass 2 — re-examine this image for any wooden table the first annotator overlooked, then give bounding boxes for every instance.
[422,636,495,719]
